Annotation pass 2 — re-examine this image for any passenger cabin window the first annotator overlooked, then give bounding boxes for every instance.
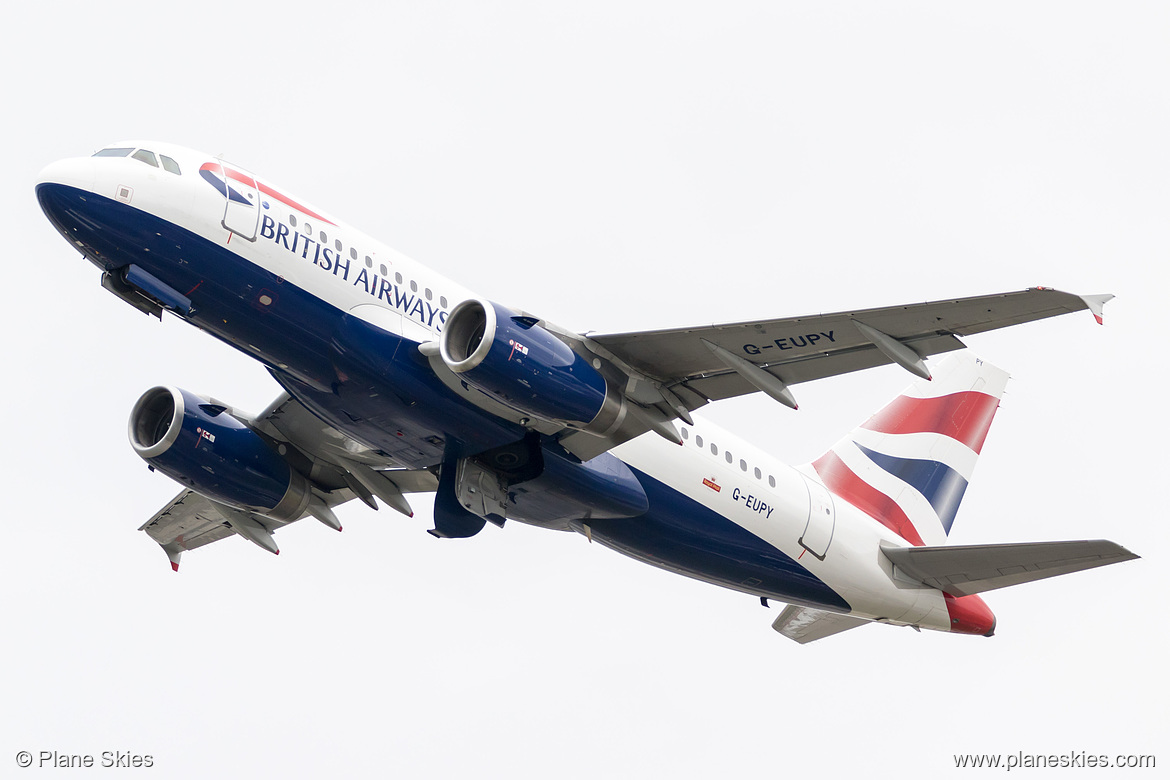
[725,451,733,464]
[160,155,181,175]
[132,149,158,168]
[440,296,448,308]
[695,435,704,448]
[349,248,358,260]
[768,475,776,488]
[334,239,343,252]
[320,231,328,243]
[93,147,133,158]
[425,288,433,301]
[754,467,762,480]
[710,443,718,456]
[410,280,418,292]
[681,428,689,440]
[740,459,747,472]
[380,264,388,276]
[289,214,298,227]
[395,272,403,284]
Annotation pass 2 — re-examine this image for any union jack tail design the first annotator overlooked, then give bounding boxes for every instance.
[808,352,1010,546]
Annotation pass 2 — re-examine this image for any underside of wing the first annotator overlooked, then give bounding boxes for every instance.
[138,490,241,570]
[137,393,439,568]
[588,287,1108,406]
[771,604,870,644]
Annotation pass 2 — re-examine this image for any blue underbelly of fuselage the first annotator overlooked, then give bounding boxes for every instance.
[37,182,849,611]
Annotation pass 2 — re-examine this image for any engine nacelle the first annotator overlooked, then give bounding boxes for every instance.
[440,299,613,427]
[128,386,311,521]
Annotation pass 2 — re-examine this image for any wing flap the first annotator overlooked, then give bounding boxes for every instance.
[771,604,870,644]
[882,540,1139,597]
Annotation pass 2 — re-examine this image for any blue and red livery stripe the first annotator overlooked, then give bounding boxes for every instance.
[812,451,925,546]
[855,445,968,534]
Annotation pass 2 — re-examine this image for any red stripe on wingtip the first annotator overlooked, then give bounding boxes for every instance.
[170,562,180,572]
[813,452,925,546]
[1094,314,1104,325]
[862,391,1000,453]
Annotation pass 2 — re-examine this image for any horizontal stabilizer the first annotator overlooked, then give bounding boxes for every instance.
[883,540,1138,597]
[771,604,869,644]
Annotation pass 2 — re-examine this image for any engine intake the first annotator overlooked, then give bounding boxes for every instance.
[439,299,613,427]
[128,386,310,521]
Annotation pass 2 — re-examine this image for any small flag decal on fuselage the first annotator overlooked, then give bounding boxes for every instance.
[702,478,721,492]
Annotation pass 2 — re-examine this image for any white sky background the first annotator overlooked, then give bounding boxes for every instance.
[2,2,1167,777]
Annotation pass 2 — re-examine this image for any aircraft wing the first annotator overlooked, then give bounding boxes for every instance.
[139,393,439,568]
[139,490,239,569]
[771,604,870,644]
[587,287,1109,406]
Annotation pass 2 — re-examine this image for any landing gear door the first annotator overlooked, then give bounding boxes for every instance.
[216,161,260,241]
[800,478,835,560]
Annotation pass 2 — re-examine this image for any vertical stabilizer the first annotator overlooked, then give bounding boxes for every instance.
[807,353,1010,546]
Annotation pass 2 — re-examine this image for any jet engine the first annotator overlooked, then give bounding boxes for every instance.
[128,386,311,521]
[439,298,616,427]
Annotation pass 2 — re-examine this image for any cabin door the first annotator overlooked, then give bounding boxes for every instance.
[800,479,836,560]
[213,161,260,241]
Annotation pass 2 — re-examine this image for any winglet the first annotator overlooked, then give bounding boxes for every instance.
[1079,293,1114,325]
[163,545,182,572]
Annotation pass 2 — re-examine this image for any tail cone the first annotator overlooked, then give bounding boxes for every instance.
[945,593,996,636]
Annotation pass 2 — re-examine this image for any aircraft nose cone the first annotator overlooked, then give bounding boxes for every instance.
[35,156,124,272]
[944,593,997,637]
[36,157,99,235]
[37,156,95,192]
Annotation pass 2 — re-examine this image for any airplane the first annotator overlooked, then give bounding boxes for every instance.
[36,141,1138,643]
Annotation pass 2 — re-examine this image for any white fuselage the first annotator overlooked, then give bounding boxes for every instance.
[38,140,975,635]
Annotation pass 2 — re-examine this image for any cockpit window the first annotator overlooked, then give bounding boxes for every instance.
[93,147,134,158]
[160,155,181,175]
[132,149,159,168]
